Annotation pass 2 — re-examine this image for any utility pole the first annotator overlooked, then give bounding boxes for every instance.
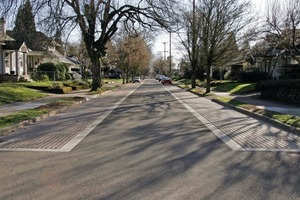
[162,42,167,61]
[191,0,196,88]
[169,31,172,77]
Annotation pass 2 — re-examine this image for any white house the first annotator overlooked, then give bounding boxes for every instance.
[0,17,81,82]
[0,18,29,81]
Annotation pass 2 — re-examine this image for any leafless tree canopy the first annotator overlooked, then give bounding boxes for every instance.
[265,0,300,52]
[176,0,252,91]
[0,0,178,90]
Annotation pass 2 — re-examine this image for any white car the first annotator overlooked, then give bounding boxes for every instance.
[133,76,141,83]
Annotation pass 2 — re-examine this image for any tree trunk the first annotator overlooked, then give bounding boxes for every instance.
[126,69,129,83]
[91,55,102,91]
[191,60,197,89]
[191,73,196,88]
[206,64,211,93]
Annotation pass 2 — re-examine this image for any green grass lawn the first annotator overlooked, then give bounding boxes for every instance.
[0,97,85,130]
[213,82,256,94]
[0,84,46,105]
[0,109,48,128]
[16,81,62,88]
[0,81,123,131]
[174,79,256,94]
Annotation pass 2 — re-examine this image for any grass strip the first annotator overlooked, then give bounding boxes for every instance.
[0,97,85,129]
[213,83,256,94]
[217,96,300,128]
[0,109,48,128]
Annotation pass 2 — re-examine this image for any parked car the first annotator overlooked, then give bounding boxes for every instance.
[158,75,166,82]
[161,76,172,85]
[108,73,121,79]
[133,76,141,83]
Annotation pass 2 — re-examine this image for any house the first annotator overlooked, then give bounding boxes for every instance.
[0,18,30,82]
[225,52,255,80]
[0,17,82,82]
[254,47,300,79]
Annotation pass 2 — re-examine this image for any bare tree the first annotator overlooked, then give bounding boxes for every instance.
[177,0,203,88]
[265,0,300,61]
[152,56,169,75]
[176,0,251,90]
[197,0,252,93]
[1,0,176,90]
[65,39,91,80]
[114,34,151,83]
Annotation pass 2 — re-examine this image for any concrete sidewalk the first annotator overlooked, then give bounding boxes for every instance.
[168,86,300,152]
[0,80,125,118]
[212,91,300,117]
[0,89,99,117]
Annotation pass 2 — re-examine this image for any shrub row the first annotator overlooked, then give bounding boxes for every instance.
[225,70,270,82]
[26,80,90,94]
[256,80,300,105]
[47,86,73,94]
[30,62,73,81]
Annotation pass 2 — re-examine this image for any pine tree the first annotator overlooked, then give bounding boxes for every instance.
[13,0,36,48]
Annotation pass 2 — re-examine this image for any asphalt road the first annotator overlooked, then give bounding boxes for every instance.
[0,79,299,200]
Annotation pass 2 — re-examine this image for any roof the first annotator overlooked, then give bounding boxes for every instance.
[0,34,15,42]
[256,47,300,58]
[66,56,81,65]
[2,40,27,51]
[6,30,61,52]
[52,51,76,65]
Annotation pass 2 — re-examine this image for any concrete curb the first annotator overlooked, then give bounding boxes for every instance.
[176,86,300,136]
[212,98,300,136]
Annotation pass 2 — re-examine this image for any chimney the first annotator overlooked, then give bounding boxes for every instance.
[0,18,6,35]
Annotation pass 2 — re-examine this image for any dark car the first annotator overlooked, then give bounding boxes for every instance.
[161,77,172,85]
[108,73,121,79]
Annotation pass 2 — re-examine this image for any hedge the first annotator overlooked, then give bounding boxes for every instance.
[46,86,73,94]
[256,79,300,105]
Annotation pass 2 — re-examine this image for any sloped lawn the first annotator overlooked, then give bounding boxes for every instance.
[213,82,256,94]
[0,84,46,105]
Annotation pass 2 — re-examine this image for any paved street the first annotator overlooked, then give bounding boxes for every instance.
[0,79,299,200]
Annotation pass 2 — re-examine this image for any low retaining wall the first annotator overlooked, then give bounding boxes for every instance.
[0,74,19,82]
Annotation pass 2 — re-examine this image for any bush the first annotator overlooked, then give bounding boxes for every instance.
[55,63,68,81]
[63,80,90,90]
[39,74,50,82]
[212,69,227,80]
[238,70,270,82]
[46,86,73,94]
[37,62,68,81]
[256,79,300,105]
[30,72,50,82]
[38,62,56,71]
